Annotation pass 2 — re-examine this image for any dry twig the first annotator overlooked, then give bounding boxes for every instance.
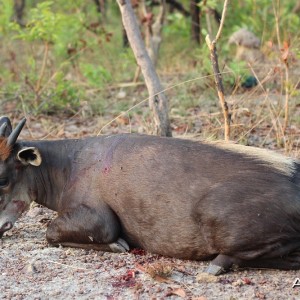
[205,0,230,141]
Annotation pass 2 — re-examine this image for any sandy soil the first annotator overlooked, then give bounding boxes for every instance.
[0,206,299,300]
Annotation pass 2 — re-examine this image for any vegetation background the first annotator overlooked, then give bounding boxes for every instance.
[0,0,299,156]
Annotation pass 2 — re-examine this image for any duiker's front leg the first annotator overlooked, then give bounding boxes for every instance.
[46,203,129,252]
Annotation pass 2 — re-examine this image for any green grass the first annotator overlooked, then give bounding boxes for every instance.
[0,1,299,155]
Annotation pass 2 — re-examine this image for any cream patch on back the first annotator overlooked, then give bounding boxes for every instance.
[211,141,297,177]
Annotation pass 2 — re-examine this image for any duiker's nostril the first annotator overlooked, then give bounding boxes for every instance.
[0,221,12,232]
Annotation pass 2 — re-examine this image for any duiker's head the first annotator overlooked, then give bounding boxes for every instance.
[0,117,41,238]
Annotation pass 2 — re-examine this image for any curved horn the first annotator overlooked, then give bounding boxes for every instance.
[0,116,12,137]
[7,118,27,146]
[0,123,7,136]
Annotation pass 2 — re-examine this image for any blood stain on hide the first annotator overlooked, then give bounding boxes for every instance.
[12,200,27,213]
[102,166,110,174]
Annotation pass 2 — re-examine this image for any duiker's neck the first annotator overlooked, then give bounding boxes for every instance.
[21,140,76,211]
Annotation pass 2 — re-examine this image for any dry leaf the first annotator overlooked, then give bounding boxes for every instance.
[153,275,172,283]
[144,262,173,279]
[135,263,172,283]
[166,288,186,298]
[196,272,218,283]
[281,40,290,63]
[172,288,186,298]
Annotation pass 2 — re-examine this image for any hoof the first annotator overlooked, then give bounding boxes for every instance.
[109,238,130,253]
[205,264,225,276]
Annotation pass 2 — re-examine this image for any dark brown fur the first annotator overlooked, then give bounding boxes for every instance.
[0,130,300,275]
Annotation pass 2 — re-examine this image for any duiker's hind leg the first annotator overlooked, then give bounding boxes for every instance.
[206,252,300,275]
[46,203,129,252]
[206,254,242,275]
[239,255,300,270]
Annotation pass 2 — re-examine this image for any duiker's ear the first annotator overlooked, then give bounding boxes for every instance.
[17,147,42,166]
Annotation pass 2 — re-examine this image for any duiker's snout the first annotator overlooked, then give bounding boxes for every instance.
[0,221,12,237]
[0,199,30,238]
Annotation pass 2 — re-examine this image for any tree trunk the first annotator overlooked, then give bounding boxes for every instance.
[94,0,106,21]
[166,0,190,17]
[140,0,166,66]
[190,0,201,44]
[13,0,26,27]
[122,25,129,47]
[117,0,172,137]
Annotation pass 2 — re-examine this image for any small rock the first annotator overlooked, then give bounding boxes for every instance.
[116,90,127,99]
[65,125,78,133]
[24,263,37,274]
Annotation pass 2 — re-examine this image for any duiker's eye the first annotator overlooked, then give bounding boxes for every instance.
[0,178,9,188]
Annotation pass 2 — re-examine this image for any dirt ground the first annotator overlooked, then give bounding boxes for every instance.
[0,112,299,300]
[1,206,300,300]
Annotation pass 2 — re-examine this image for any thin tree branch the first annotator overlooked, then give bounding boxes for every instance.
[215,0,229,42]
[205,0,230,141]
